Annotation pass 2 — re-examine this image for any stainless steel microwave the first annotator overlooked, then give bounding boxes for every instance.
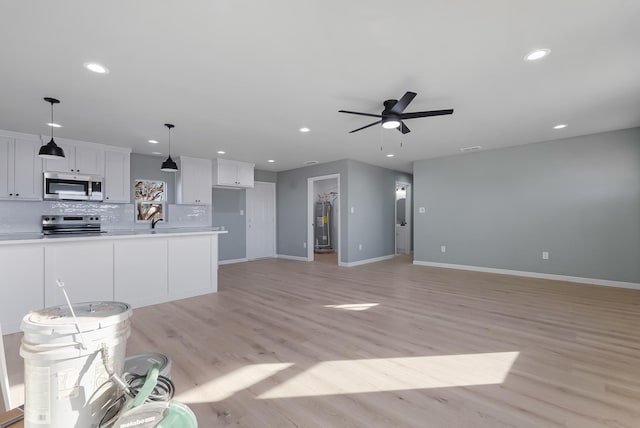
[43,172,104,201]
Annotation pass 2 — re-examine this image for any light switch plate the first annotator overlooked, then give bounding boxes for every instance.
[419,207,426,214]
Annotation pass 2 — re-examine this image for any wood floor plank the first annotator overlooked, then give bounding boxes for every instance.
[3,255,640,427]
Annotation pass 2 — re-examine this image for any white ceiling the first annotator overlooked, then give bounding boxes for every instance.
[1,1,639,173]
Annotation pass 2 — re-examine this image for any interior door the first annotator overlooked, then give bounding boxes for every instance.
[246,182,276,260]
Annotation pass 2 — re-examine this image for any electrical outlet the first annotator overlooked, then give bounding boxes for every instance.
[303,242,307,249]
[240,209,244,216]
[542,251,549,260]
[358,243,363,251]
[350,206,355,214]
[419,207,426,214]
[441,245,446,253]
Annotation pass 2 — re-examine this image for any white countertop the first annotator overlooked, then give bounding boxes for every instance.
[0,227,227,245]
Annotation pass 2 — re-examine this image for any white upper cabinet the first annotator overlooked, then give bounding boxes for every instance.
[104,149,131,203]
[43,138,104,176]
[212,158,254,188]
[0,134,43,200]
[176,156,212,205]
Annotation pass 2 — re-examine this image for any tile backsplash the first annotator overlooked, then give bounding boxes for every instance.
[0,201,211,233]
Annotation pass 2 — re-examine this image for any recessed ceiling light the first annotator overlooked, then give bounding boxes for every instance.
[217,150,226,154]
[267,159,275,163]
[299,127,310,133]
[152,151,162,155]
[460,146,482,152]
[553,124,567,129]
[386,154,395,158]
[524,49,550,61]
[47,122,62,128]
[83,62,109,74]
[148,139,159,144]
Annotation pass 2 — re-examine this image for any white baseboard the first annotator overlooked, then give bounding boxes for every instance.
[277,254,309,262]
[339,254,395,267]
[413,260,640,290]
[219,258,249,265]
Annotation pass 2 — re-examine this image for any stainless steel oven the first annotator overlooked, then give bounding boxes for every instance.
[43,172,103,201]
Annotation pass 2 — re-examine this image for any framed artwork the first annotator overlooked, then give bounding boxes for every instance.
[134,180,166,222]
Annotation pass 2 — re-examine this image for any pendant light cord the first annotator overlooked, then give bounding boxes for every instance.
[50,101,54,141]
[168,127,171,157]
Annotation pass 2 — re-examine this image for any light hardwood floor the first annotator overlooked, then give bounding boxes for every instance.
[4,256,640,427]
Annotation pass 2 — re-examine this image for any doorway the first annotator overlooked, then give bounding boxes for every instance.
[246,181,276,260]
[395,182,411,255]
[307,174,340,264]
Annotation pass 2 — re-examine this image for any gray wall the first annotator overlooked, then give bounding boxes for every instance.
[346,160,396,261]
[255,169,277,183]
[212,188,247,260]
[130,153,177,204]
[212,169,277,261]
[276,159,397,264]
[277,160,349,261]
[413,127,640,283]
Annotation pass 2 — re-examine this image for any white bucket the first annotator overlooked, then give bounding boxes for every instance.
[20,301,132,428]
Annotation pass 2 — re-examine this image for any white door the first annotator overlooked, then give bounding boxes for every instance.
[246,182,276,260]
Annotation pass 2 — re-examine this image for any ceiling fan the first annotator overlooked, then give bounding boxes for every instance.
[338,91,453,134]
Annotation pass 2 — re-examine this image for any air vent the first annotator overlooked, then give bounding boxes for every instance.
[303,160,319,166]
[460,146,482,153]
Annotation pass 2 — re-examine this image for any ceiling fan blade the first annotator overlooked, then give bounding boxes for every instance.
[338,110,382,118]
[397,122,410,134]
[401,109,454,120]
[349,120,382,133]
[390,91,417,114]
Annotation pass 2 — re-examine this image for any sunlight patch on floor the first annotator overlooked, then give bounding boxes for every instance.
[257,352,520,399]
[175,363,293,404]
[323,303,380,311]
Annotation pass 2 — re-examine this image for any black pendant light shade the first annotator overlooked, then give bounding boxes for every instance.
[160,123,178,172]
[39,97,65,159]
[161,155,178,172]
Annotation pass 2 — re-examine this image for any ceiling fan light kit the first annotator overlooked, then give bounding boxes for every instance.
[39,97,66,159]
[339,91,453,135]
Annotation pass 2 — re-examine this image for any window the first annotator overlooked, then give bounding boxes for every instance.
[134,179,166,222]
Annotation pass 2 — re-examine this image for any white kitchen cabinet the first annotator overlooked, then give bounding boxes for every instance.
[0,231,223,334]
[44,241,114,307]
[114,240,168,307]
[0,136,43,200]
[104,149,131,203]
[212,158,254,188]
[44,138,104,176]
[176,156,212,204]
[168,236,214,298]
[0,246,45,333]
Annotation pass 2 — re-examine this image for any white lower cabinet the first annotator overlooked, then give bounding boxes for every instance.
[168,236,214,297]
[44,242,114,307]
[0,246,45,333]
[114,240,168,306]
[0,232,222,334]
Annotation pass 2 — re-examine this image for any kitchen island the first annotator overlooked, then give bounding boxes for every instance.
[0,228,227,333]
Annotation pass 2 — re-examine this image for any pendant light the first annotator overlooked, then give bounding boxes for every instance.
[160,123,178,172]
[39,97,65,159]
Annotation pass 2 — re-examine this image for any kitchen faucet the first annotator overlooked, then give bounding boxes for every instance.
[151,218,163,229]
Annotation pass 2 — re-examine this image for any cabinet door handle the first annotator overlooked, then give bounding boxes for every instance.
[106,197,109,200]
[15,193,19,196]
[9,193,13,196]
